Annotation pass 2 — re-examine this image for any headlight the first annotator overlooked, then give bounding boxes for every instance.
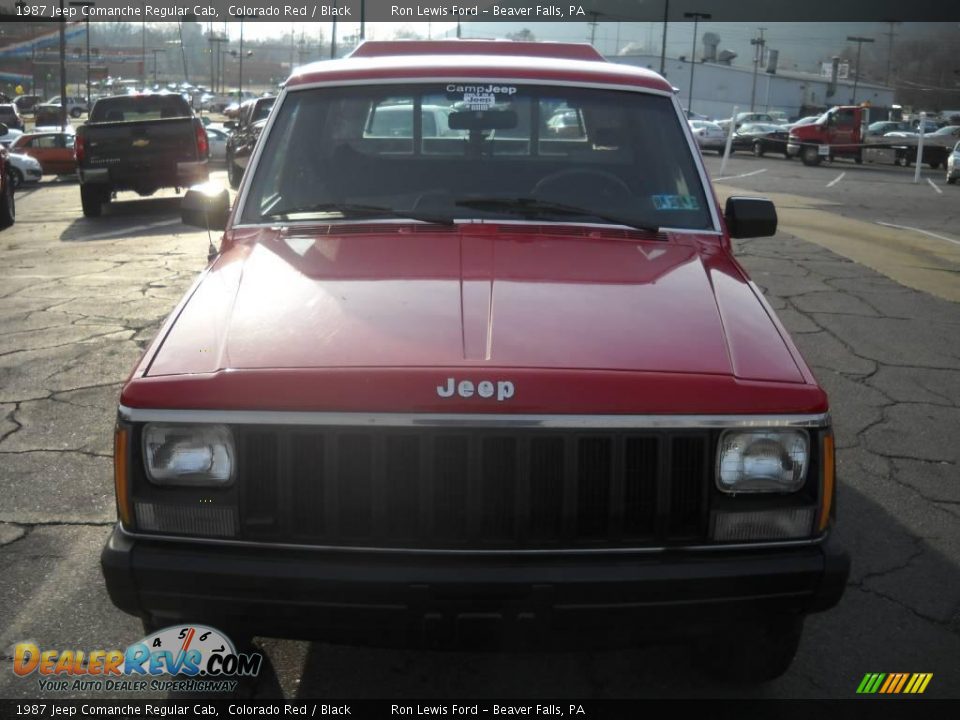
[716,429,808,493]
[143,423,234,486]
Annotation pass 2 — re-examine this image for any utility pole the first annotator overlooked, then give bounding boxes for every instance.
[847,35,875,103]
[151,48,165,87]
[58,0,67,129]
[141,17,146,90]
[659,0,669,76]
[683,12,710,114]
[749,28,766,112]
[882,20,899,87]
[331,0,338,59]
[587,11,601,46]
[68,3,94,107]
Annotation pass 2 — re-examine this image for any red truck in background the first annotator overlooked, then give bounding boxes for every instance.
[788,105,951,168]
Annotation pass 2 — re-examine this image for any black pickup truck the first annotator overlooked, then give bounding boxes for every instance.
[76,93,209,217]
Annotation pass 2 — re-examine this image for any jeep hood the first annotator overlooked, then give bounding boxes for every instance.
[146,226,804,384]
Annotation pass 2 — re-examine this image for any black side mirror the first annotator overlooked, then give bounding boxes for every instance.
[223,120,236,131]
[0,122,7,137]
[181,183,230,230]
[724,196,777,239]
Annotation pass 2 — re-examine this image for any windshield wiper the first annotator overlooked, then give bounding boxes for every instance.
[454,197,661,234]
[263,202,455,226]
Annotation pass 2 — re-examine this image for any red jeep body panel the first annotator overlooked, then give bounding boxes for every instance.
[119,50,825,417]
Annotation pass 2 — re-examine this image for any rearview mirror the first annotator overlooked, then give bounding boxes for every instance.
[448,110,518,132]
[724,197,777,239]
[181,182,230,230]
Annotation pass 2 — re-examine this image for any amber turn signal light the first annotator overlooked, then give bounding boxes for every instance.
[113,426,133,527]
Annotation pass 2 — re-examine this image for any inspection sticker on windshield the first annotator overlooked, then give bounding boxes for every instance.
[652,194,700,211]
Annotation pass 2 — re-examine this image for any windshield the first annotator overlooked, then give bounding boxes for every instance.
[240,83,713,231]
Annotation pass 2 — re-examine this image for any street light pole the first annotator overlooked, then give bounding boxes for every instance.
[151,49,165,87]
[58,0,67,129]
[683,12,710,114]
[847,35,875,104]
[659,0,669,76]
[749,28,766,112]
[68,2,95,107]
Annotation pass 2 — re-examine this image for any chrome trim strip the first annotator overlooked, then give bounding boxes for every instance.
[118,405,830,429]
[117,524,826,557]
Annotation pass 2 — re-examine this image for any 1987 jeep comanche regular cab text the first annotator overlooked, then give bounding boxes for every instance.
[102,40,849,682]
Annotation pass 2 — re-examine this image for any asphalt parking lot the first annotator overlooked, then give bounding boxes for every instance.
[0,153,958,700]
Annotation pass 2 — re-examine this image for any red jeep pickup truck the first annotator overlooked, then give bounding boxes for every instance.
[102,40,848,682]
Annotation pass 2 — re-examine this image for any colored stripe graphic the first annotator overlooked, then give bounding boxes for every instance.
[858,673,932,694]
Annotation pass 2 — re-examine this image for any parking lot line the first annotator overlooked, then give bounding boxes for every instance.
[876,221,960,247]
[926,178,943,195]
[713,168,767,182]
[826,172,846,188]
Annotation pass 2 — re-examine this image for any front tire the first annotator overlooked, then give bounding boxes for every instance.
[948,172,957,185]
[752,142,765,157]
[695,615,804,683]
[70,107,82,119]
[801,146,821,166]
[0,173,15,229]
[80,184,107,218]
[9,167,23,190]
[227,156,242,189]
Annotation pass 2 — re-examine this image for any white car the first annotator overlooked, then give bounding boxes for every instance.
[947,140,960,185]
[688,120,727,154]
[0,127,24,148]
[204,125,229,162]
[41,95,89,118]
[6,152,43,189]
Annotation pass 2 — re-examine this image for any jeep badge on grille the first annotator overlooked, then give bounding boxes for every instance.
[437,378,515,401]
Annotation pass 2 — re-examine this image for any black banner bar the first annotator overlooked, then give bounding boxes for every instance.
[1,0,960,23]
[1,700,960,720]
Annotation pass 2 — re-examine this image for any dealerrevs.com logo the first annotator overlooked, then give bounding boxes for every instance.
[12,625,262,693]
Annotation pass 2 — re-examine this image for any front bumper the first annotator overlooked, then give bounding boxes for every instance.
[101,526,849,649]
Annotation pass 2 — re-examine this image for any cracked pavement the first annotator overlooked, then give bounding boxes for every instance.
[1,161,959,699]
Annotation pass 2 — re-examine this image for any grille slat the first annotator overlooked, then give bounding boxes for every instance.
[238,428,709,549]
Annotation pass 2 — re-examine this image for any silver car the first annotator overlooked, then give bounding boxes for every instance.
[688,119,727,155]
[947,140,960,185]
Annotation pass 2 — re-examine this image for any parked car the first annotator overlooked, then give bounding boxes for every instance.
[102,39,848,684]
[225,95,275,188]
[688,119,727,154]
[0,145,14,229]
[204,125,229,162]
[717,111,776,132]
[947,140,960,185]
[733,122,791,157]
[39,95,89,118]
[11,131,77,175]
[13,94,42,115]
[0,126,24,148]
[5,152,43,188]
[784,115,822,131]
[0,104,25,131]
[866,120,913,137]
[76,93,209,217]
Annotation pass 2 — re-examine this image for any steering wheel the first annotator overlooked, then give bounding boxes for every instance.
[531,168,633,203]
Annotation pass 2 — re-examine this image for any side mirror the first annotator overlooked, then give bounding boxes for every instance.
[223,120,235,131]
[724,196,777,239]
[181,182,230,230]
[0,122,7,136]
